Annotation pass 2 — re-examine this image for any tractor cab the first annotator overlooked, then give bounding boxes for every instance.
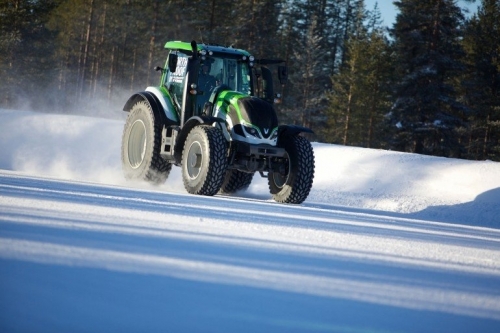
[194,53,254,113]
[162,41,287,124]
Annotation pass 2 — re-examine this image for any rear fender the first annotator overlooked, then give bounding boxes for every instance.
[145,86,179,123]
[123,91,177,126]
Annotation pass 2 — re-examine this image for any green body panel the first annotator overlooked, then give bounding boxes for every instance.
[214,90,277,134]
[158,86,178,122]
[164,41,196,51]
[145,85,179,123]
[215,90,247,123]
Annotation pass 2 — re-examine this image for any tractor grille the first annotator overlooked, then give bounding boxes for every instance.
[237,97,278,138]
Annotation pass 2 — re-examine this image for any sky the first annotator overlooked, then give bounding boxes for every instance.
[365,0,481,27]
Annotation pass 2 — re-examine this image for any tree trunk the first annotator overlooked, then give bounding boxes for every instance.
[130,47,137,93]
[147,0,159,85]
[343,85,353,145]
[80,0,95,99]
[107,45,116,101]
[93,1,107,96]
[341,0,352,66]
[482,114,491,159]
[209,0,216,35]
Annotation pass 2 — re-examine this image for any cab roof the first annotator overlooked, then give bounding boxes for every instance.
[164,41,251,57]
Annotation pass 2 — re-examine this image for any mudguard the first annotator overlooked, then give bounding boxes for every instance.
[277,125,314,145]
[123,91,178,127]
[145,87,179,123]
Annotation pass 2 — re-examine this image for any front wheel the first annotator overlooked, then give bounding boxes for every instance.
[181,125,228,196]
[268,135,315,204]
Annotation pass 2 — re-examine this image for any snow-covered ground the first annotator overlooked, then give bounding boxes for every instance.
[1,108,500,332]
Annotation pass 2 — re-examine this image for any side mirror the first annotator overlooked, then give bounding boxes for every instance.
[278,65,288,84]
[261,66,274,104]
[168,53,178,73]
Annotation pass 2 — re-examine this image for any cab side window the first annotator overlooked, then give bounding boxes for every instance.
[165,52,188,110]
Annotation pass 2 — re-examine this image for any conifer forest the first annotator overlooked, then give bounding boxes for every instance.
[1,0,499,161]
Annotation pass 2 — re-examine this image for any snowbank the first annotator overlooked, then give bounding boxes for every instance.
[1,109,499,227]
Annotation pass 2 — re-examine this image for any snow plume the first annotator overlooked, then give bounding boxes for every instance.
[5,76,132,120]
[0,109,188,193]
[61,84,134,120]
[0,109,124,184]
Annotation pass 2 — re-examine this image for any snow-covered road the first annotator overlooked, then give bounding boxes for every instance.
[1,171,500,332]
[1,109,500,332]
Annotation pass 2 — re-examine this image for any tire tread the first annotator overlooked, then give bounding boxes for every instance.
[269,135,315,204]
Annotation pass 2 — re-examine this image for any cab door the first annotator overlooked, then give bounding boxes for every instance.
[165,52,189,111]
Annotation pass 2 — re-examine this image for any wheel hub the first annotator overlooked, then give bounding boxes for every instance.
[272,154,290,188]
[128,119,147,169]
[186,141,203,179]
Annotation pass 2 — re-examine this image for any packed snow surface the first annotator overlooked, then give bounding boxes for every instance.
[1,109,500,332]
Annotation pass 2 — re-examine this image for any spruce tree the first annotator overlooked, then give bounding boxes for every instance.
[325,1,392,147]
[389,0,466,157]
[326,2,368,145]
[0,0,57,109]
[461,0,500,161]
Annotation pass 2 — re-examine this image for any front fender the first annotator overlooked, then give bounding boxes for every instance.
[277,125,314,144]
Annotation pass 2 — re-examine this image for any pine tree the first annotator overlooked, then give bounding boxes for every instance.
[0,0,58,109]
[326,2,368,145]
[361,32,394,148]
[389,0,466,157]
[461,0,500,161]
[48,0,101,107]
[281,16,325,129]
[325,1,392,147]
[279,0,367,131]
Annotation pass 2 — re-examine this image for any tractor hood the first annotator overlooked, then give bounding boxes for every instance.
[214,91,279,143]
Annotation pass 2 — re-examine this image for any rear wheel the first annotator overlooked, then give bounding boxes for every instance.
[268,135,315,204]
[121,100,171,184]
[220,170,254,194]
[182,125,228,195]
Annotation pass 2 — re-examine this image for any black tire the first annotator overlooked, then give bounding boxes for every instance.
[268,135,315,204]
[219,170,254,194]
[121,100,171,184]
[181,125,228,195]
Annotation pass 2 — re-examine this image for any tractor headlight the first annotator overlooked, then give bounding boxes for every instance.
[269,129,278,140]
[249,55,255,62]
[243,125,261,138]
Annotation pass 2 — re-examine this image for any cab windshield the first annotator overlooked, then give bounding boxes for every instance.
[200,56,252,95]
[164,52,253,114]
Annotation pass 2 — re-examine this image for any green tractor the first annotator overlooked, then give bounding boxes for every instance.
[121,40,315,204]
